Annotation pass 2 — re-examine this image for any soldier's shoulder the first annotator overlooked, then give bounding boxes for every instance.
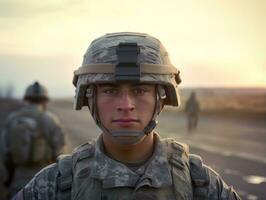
[42,111,59,121]
[22,142,96,197]
[40,111,63,127]
[189,154,241,199]
[8,106,38,119]
[22,163,60,199]
[207,166,240,199]
[5,109,22,122]
[34,162,59,180]
[3,108,26,128]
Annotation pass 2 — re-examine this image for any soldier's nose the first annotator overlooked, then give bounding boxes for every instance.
[117,93,135,112]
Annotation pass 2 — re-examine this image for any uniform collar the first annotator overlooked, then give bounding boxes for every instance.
[90,133,172,189]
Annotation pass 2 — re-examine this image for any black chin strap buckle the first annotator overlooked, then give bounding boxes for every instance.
[144,120,158,135]
[115,42,140,82]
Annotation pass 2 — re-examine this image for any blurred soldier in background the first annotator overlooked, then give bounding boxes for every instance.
[0,81,65,199]
[185,91,200,133]
[13,33,240,199]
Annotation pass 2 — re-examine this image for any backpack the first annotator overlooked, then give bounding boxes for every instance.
[56,139,210,200]
[6,111,51,166]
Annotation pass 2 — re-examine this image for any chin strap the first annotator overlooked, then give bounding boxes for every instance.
[109,120,158,145]
[86,85,165,145]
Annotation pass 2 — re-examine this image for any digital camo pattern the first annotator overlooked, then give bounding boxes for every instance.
[89,134,173,189]
[9,166,45,198]
[22,163,59,200]
[207,168,241,200]
[83,32,171,65]
[14,133,240,200]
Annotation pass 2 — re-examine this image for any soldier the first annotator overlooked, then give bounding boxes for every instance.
[185,91,200,133]
[0,81,65,199]
[13,32,240,199]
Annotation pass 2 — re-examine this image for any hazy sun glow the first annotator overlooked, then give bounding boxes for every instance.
[0,0,265,97]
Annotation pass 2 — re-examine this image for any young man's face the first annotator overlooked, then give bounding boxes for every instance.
[96,83,156,134]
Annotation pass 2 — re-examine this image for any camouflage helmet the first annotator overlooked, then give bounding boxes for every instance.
[24,81,49,102]
[73,32,181,110]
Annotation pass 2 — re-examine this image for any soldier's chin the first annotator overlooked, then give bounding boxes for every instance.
[115,136,136,140]
[103,128,144,143]
[116,133,147,144]
[112,137,141,146]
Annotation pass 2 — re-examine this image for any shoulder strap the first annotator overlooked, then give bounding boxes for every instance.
[57,154,73,200]
[56,141,96,200]
[72,141,96,166]
[189,154,210,199]
[162,138,193,199]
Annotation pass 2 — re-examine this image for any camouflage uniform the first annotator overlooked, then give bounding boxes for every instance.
[13,133,239,200]
[13,32,241,199]
[1,103,65,198]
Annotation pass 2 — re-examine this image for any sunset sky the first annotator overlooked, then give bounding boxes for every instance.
[0,0,265,97]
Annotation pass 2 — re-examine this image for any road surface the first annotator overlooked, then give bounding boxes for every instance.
[49,101,266,200]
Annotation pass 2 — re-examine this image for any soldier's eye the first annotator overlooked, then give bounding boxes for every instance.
[133,88,147,95]
[103,88,118,95]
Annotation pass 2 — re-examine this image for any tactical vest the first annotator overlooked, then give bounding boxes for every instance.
[56,139,210,200]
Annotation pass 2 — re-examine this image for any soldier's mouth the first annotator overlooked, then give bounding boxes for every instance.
[113,118,138,122]
[112,118,139,124]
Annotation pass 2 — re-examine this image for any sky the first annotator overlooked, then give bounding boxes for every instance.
[0,0,265,97]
